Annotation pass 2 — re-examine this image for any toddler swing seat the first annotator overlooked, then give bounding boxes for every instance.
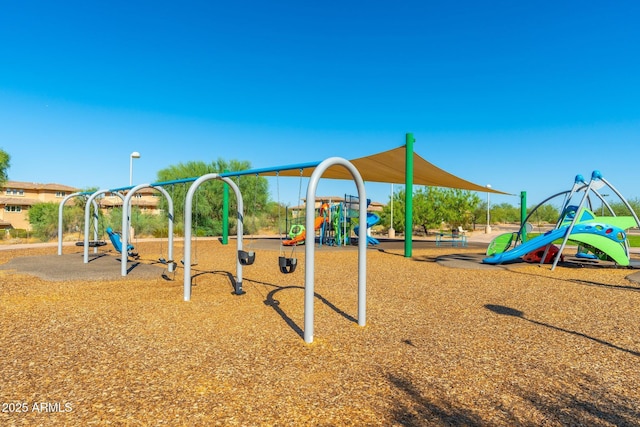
[238,250,256,266]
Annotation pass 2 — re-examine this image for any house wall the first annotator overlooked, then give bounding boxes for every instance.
[0,181,80,230]
[100,188,163,215]
[0,182,166,232]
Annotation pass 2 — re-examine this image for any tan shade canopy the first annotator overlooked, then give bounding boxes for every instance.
[264,146,510,195]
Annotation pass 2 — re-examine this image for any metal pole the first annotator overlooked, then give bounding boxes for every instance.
[486,184,492,233]
[389,183,395,238]
[83,189,112,263]
[520,191,527,242]
[404,133,414,258]
[129,151,140,186]
[58,192,84,255]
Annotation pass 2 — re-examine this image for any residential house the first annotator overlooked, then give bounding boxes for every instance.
[100,187,163,215]
[0,181,166,232]
[0,181,80,231]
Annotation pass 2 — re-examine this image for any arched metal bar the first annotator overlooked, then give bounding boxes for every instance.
[83,189,122,263]
[120,184,175,277]
[183,174,245,300]
[304,157,367,344]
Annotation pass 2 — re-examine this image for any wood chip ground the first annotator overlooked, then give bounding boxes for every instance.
[1,239,639,426]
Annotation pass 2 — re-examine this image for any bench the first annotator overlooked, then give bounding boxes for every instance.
[436,232,468,247]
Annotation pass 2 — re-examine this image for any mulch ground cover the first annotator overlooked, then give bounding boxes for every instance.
[1,239,639,426]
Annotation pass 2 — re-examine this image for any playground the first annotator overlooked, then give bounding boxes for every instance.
[3,145,640,424]
[1,236,639,426]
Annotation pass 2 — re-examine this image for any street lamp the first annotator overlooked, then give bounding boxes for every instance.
[129,151,141,186]
[486,184,492,234]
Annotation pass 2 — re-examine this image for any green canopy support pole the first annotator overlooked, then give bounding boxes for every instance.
[222,169,229,245]
[404,133,415,258]
[520,191,527,243]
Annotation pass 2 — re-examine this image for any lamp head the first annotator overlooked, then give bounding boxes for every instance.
[130,151,141,159]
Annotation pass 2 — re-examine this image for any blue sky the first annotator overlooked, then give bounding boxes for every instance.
[1,1,639,209]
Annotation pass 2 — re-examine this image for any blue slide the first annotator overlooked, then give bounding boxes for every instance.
[354,212,381,245]
[483,221,630,265]
[483,228,568,264]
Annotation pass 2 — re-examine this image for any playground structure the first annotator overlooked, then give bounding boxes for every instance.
[483,170,640,269]
[282,195,381,247]
[55,139,507,342]
[119,183,176,276]
[57,192,103,254]
[178,158,367,343]
[343,195,381,246]
[283,215,327,246]
[354,212,381,246]
[56,157,367,344]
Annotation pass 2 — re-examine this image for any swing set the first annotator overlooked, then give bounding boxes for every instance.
[57,191,108,256]
[232,172,298,273]
[276,170,302,274]
[74,196,107,248]
[119,183,176,277]
[183,173,247,298]
[237,175,257,267]
[59,157,367,344]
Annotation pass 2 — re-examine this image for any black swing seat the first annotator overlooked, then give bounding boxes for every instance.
[278,256,297,274]
[75,240,107,247]
[159,258,177,267]
[238,250,256,266]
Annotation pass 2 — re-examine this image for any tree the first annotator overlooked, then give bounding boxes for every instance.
[0,148,10,187]
[380,186,481,234]
[491,202,521,224]
[104,206,165,237]
[441,188,480,229]
[28,202,59,241]
[156,158,270,236]
[526,203,560,225]
[608,198,640,217]
[381,188,406,233]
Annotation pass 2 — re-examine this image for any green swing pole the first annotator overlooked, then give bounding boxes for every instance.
[222,169,229,245]
[404,133,415,258]
[520,191,527,243]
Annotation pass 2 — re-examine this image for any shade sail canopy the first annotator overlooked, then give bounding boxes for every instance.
[263,146,510,195]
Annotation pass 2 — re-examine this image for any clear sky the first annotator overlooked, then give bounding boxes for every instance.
[1,1,639,209]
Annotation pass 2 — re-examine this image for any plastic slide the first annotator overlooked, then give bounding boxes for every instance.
[354,212,381,245]
[483,220,631,266]
[282,217,325,246]
[483,228,568,265]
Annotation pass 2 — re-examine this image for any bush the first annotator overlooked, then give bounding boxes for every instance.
[8,229,29,239]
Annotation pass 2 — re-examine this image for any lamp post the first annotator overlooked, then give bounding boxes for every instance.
[485,184,492,234]
[388,183,395,238]
[129,151,141,186]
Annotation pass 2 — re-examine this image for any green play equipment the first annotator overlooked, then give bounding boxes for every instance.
[484,170,640,269]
